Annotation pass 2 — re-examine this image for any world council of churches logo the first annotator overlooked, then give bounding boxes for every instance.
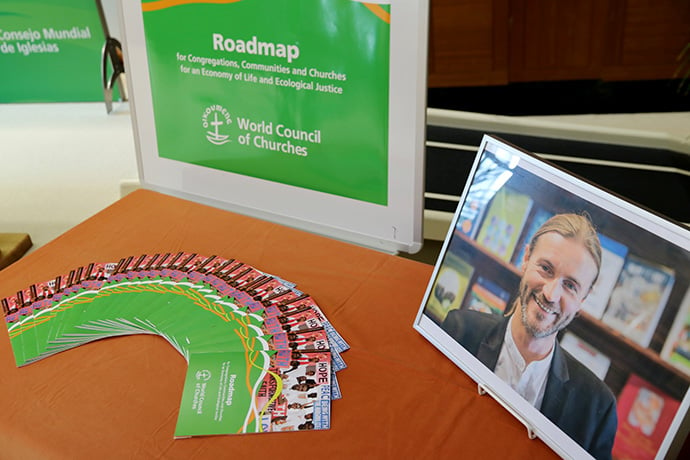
[195,369,212,382]
[202,105,232,145]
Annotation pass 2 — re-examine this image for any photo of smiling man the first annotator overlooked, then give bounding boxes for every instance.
[442,213,618,460]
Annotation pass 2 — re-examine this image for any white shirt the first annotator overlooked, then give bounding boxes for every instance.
[494,315,554,410]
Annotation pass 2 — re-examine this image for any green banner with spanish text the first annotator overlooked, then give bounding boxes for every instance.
[0,0,105,102]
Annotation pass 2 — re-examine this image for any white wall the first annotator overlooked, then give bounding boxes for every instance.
[102,0,123,40]
[0,103,138,251]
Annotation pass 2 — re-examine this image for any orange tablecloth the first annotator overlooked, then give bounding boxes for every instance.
[0,189,561,459]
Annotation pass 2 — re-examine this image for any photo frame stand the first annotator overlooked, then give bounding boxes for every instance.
[477,383,536,440]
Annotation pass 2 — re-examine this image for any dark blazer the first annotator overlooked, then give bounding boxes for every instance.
[442,309,618,460]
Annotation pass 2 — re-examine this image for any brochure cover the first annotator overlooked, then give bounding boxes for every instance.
[175,350,331,437]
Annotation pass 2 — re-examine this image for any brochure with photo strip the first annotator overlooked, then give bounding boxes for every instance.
[413,135,690,460]
[2,252,348,437]
[175,350,332,437]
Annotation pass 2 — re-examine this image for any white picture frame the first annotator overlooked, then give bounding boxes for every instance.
[118,0,427,254]
[413,134,690,460]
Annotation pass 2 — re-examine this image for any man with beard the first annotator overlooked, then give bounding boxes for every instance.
[442,213,617,460]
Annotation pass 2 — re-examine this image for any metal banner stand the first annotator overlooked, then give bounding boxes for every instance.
[95,0,126,113]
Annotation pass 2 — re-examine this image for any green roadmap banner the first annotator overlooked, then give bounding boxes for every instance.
[0,0,106,102]
[141,0,391,205]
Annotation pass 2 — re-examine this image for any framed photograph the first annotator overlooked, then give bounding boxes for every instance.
[413,135,690,460]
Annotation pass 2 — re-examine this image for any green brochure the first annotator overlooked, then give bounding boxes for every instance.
[175,350,332,437]
[5,273,265,366]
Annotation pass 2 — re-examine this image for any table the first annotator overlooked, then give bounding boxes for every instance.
[0,189,571,459]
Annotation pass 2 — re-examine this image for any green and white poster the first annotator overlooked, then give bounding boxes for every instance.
[0,0,106,102]
[141,0,391,204]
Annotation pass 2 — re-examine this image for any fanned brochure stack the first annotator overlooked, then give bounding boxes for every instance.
[2,252,349,437]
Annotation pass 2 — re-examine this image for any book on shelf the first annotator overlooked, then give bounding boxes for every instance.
[511,207,553,269]
[456,197,489,241]
[476,187,533,263]
[612,374,681,460]
[463,275,511,316]
[559,332,611,381]
[456,151,513,240]
[425,252,474,324]
[601,255,675,347]
[582,234,629,319]
[661,287,690,376]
